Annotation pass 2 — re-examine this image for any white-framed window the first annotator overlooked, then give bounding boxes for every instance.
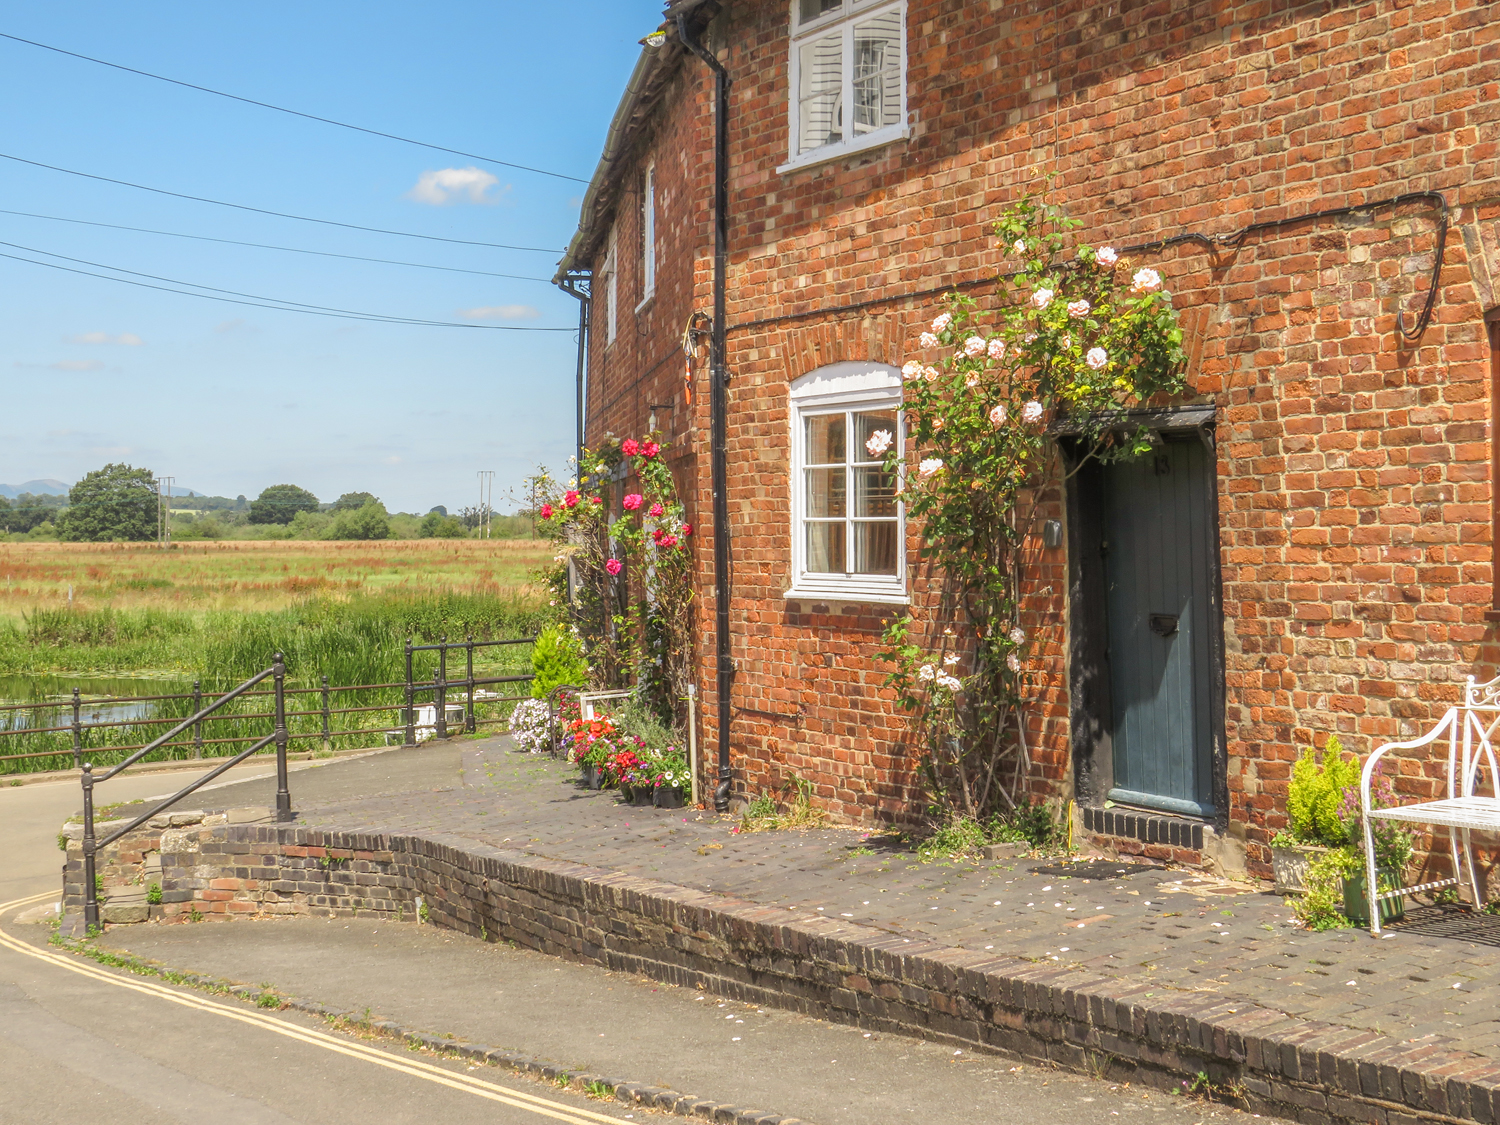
[780,0,908,174]
[786,361,905,604]
[602,225,618,344]
[636,162,656,308]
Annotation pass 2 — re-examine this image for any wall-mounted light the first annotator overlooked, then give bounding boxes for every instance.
[1042,519,1063,549]
[640,29,667,47]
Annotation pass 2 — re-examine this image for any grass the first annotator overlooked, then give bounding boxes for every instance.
[0,539,554,623]
[0,540,555,774]
[738,777,828,832]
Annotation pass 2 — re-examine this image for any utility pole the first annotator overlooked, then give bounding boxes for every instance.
[155,476,174,547]
[476,471,495,539]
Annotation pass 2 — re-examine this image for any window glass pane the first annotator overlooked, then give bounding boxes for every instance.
[798,0,842,24]
[853,465,897,517]
[804,413,845,465]
[798,32,843,153]
[805,467,846,517]
[853,409,897,462]
[852,10,902,135]
[853,520,897,575]
[806,521,847,573]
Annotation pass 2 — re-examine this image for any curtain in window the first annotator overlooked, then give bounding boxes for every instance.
[797,33,843,154]
[852,10,902,136]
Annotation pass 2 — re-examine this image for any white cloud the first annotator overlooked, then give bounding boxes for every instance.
[407,167,506,205]
[71,331,143,346]
[50,360,105,372]
[458,304,540,321]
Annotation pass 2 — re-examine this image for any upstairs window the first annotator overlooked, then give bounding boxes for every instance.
[602,225,618,345]
[784,0,907,172]
[637,162,656,307]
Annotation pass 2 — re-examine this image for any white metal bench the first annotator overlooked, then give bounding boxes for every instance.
[1360,673,1500,934]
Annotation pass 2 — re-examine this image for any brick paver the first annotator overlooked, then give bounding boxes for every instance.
[285,737,1500,1062]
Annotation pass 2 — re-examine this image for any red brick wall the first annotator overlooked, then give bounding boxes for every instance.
[581,1,1500,874]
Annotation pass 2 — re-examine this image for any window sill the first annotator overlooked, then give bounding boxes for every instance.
[634,290,654,314]
[776,126,910,176]
[783,581,908,608]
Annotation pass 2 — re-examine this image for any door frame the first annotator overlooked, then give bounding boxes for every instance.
[1061,406,1229,831]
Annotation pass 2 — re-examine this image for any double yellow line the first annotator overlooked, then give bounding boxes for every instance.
[0,892,625,1125]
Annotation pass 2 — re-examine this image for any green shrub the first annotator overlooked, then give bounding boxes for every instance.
[1292,847,1358,930]
[530,624,588,699]
[1286,737,1358,846]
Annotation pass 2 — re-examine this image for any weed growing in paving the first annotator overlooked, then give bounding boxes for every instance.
[582,1081,614,1100]
[256,992,281,1009]
[146,883,162,905]
[738,777,827,833]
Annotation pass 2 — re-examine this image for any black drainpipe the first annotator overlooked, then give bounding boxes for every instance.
[557,271,592,476]
[677,13,734,813]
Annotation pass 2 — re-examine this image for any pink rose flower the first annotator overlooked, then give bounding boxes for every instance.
[931,312,952,332]
[963,336,986,357]
[589,496,603,505]
[923,365,940,382]
[919,332,939,349]
[605,558,622,576]
[661,534,679,547]
[988,403,1007,427]
[682,524,693,536]
[901,360,922,380]
[649,501,664,517]
[540,503,554,519]
[964,372,980,388]
[1031,288,1053,309]
[987,338,1005,360]
[621,438,640,456]
[1067,299,1090,319]
[622,493,643,511]
[563,490,580,508]
[642,441,660,458]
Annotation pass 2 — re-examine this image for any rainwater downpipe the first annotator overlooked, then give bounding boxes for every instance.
[557,272,592,475]
[677,13,734,813]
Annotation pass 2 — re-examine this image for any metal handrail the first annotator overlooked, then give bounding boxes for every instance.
[80,653,292,932]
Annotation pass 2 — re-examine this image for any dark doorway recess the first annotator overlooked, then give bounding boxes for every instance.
[1063,408,1229,831]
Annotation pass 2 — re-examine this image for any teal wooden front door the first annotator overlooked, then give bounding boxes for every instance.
[1103,438,1216,817]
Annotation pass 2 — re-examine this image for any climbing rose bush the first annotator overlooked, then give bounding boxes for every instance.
[881,189,1187,821]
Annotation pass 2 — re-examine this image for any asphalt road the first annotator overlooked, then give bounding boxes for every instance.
[0,754,1283,1125]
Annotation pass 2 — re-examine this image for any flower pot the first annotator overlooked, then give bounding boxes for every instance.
[1271,843,1328,894]
[654,786,684,809]
[584,764,602,790]
[1341,868,1406,927]
[618,783,634,802]
[632,787,655,807]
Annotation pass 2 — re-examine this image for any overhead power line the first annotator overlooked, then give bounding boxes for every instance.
[0,239,574,331]
[0,31,589,185]
[0,207,554,283]
[0,151,562,253]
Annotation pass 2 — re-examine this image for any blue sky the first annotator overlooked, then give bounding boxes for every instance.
[0,2,658,512]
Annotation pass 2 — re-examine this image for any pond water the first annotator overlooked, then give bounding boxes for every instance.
[0,674,188,731]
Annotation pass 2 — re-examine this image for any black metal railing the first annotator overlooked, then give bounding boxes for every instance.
[0,635,537,774]
[80,655,292,931]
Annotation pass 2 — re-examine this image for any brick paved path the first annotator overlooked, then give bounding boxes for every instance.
[290,738,1500,1061]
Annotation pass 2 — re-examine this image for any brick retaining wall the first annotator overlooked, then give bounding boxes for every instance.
[62,820,1500,1125]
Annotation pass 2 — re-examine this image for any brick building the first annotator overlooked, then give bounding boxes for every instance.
[555,0,1500,878]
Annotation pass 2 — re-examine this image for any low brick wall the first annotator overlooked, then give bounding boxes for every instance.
[63,822,1500,1125]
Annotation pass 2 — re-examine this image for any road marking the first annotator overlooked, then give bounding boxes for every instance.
[0,893,624,1125]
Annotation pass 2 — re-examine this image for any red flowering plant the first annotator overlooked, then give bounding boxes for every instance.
[565,715,618,766]
[879,188,1187,824]
[531,433,696,736]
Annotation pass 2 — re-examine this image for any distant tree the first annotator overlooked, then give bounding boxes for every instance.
[1,492,67,534]
[418,510,468,539]
[235,494,248,511]
[329,502,390,541]
[427,505,448,517]
[458,504,493,531]
[56,463,156,542]
[331,491,380,512]
[248,484,319,525]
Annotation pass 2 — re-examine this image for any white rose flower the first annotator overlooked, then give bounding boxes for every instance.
[932,312,953,332]
[918,458,944,478]
[919,332,940,349]
[1097,246,1118,265]
[1067,299,1090,319]
[964,372,980,389]
[918,663,936,682]
[987,338,1006,360]
[1031,288,1054,309]
[1013,239,1026,254]
[943,653,960,666]
[1006,653,1022,673]
[923,365,940,382]
[963,336,986,357]
[1021,401,1044,424]
[865,429,893,456]
[1132,267,1162,292]
[1009,626,1026,645]
[988,403,1007,427]
[1086,346,1109,370]
[901,360,923,380]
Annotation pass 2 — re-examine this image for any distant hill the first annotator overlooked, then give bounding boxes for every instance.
[0,479,69,499]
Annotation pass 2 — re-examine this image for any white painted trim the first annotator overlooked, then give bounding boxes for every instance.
[785,0,907,171]
[788,361,905,603]
[635,161,656,312]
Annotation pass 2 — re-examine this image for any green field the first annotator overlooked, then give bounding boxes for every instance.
[0,539,555,774]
